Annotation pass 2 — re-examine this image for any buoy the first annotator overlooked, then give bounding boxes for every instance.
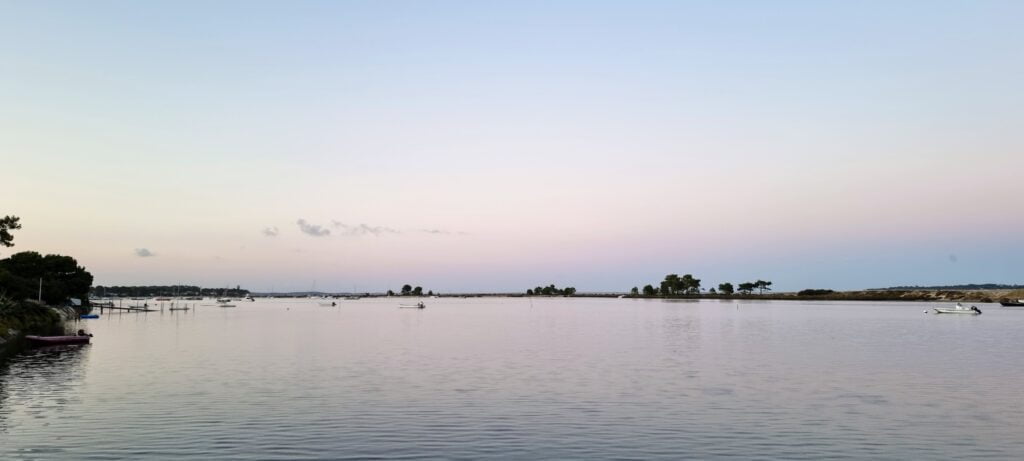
[924,310,928,313]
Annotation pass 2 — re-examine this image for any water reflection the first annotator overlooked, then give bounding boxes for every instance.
[0,344,90,434]
[1,298,1023,459]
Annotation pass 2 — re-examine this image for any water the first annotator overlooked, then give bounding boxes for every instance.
[2,298,1023,459]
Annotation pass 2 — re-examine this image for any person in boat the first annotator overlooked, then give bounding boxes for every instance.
[77,329,93,337]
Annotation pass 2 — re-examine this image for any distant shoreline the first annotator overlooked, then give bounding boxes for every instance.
[238,289,1019,303]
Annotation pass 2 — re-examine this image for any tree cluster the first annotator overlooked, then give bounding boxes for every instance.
[736,280,772,295]
[526,284,577,296]
[399,284,425,296]
[633,276,772,297]
[0,251,93,305]
[635,274,701,296]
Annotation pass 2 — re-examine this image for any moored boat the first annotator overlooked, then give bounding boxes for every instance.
[999,299,1024,307]
[399,302,426,309]
[80,314,100,319]
[933,303,982,315]
[26,335,91,346]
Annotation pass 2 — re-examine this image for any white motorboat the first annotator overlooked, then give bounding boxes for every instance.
[933,303,982,315]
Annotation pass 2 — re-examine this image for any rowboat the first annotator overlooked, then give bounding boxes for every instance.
[932,303,982,315]
[26,335,91,346]
[1000,299,1024,307]
[399,302,426,309]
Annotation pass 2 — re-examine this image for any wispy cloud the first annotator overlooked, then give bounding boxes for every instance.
[417,228,468,235]
[331,221,401,236]
[262,226,280,237]
[329,220,465,237]
[134,248,155,257]
[296,219,330,237]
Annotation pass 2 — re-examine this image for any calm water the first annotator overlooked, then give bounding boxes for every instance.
[2,297,1023,459]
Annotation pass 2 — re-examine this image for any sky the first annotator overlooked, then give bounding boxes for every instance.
[1,1,1022,293]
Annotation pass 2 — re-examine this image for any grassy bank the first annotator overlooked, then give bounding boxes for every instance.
[0,297,69,356]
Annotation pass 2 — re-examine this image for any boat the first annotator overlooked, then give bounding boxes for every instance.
[1000,299,1024,307]
[26,335,91,346]
[80,314,100,319]
[218,304,236,308]
[344,296,361,300]
[216,298,232,303]
[399,302,426,309]
[167,307,190,311]
[154,297,172,301]
[932,303,982,315]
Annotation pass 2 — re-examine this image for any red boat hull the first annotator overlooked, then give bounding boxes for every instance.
[25,335,90,346]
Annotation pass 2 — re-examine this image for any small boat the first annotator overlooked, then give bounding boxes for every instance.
[1000,299,1024,307]
[344,296,361,300]
[399,302,426,309]
[155,297,172,301]
[933,303,982,315]
[167,307,190,311]
[218,304,236,308]
[217,298,232,303]
[26,335,91,346]
[80,314,100,319]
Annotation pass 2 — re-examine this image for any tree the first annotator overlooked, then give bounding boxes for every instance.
[386,289,395,296]
[737,282,755,295]
[0,215,21,248]
[427,290,433,296]
[708,288,716,294]
[412,286,423,296]
[630,286,639,296]
[718,282,734,295]
[401,284,412,295]
[642,284,657,296]
[0,251,93,305]
[679,274,701,295]
[563,287,576,296]
[662,274,680,295]
[755,280,772,295]
[527,289,534,295]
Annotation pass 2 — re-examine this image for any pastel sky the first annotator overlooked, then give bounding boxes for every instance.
[2,1,1022,293]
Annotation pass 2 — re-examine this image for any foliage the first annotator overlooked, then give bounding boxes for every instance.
[642,284,657,296]
[386,289,395,296]
[630,286,639,295]
[0,251,93,305]
[526,284,576,296]
[737,282,756,295]
[798,289,835,296]
[397,284,427,296]
[754,280,772,295]
[0,215,21,248]
[0,295,62,338]
[655,273,701,296]
[718,282,734,295]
